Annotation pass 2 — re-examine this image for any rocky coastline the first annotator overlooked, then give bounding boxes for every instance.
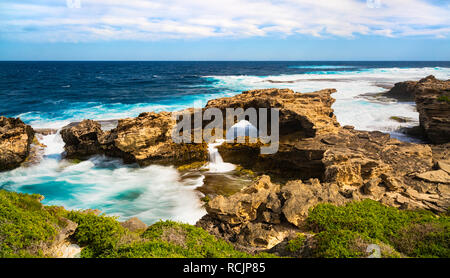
[0,76,449,258]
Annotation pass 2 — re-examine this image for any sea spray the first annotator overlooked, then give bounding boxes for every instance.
[204,67,450,142]
[0,132,206,225]
[205,139,236,173]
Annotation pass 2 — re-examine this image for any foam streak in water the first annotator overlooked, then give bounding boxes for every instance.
[0,133,206,225]
[205,139,236,173]
[204,67,450,141]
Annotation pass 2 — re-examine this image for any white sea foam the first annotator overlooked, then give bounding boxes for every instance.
[204,67,450,141]
[205,139,236,173]
[288,65,356,69]
[0,133,206,225]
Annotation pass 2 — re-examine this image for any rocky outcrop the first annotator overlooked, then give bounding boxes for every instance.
[104,112,207,166]
[61,112,208,166]
[205,88,340,137]
[196,87,450,250]
[384,76,450,143]
[61,119,104,158]
[45,217,80,258]
[0,116,35,171]
[385,80,419,101]
[120,217,148,232]
[211,87,448,212]
[414,76,450,144]
[197,176,298,250]
[196,175,354,250]
[198,168,450,250]
[218,128,433,184]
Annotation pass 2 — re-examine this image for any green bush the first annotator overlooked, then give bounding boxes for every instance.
[437,95,450,103]
[286,233,306,253]
[66,211,125,257]
[307,199,449,258]
[313,230,369,258]
[0,190,66,257]
[392,222,450,258]
[109,220,277,258]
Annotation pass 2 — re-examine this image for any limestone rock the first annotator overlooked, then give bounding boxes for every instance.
[383,76,450,143]
[61,119,104,158]
[106,112,207,166]
[61,112,208,166]
[205,175,280,225]
[0,116,35,171]
[281,179,347,227]
[205,88,340,137]
[46,217,80,258]
[54,218,78,244]
[120,217,148,232]
[237,222,296,249]
[385,80,418,101]
[199,176,349,249]
[413,76,450,144]
[437,160,450,174]
[414,170,450,184]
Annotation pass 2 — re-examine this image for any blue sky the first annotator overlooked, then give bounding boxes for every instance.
[1,0,449,60]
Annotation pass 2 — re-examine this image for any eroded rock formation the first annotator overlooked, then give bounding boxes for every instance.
[61,119,104,158]
[385,80,419,101]
[61,112,208,166]
[198,167,450,250]
[0,116,35,171]
[384,75,449,144]
[205,88,340,137]
[196,87,449,250]
[414,76,450,144]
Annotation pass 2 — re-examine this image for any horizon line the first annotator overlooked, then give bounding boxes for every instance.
[1,60,450,62]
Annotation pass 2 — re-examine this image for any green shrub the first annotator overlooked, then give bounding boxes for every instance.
[307,199,449,258]
[437,95,450,103]
[286,233,306,252]
[392,222,450,258]
[313,230,368,258]
[0,190,66,257]
[100,220,277,258]
[66,211,125,257]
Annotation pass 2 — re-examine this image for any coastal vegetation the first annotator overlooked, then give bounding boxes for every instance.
[0,190,274,258]
[1,190,448,258]
[306,199,449,258]
[0,190,66,257]
[437,95,450,104]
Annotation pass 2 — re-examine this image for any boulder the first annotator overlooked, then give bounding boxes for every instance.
[205,175,280,225]
[120,217,148,232]
[0,116,35,171]
[384,80,418,101]
[281,179,346,227]
[61,119,104,158]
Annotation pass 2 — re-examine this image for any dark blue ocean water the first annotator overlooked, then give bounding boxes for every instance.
[1,61,449,128]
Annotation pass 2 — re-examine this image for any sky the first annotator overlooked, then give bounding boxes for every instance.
[0,0,449,61]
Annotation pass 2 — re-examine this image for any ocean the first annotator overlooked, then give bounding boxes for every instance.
[1,61,450,224]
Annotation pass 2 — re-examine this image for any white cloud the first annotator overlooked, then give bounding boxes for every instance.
[0,0,449,42]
